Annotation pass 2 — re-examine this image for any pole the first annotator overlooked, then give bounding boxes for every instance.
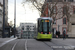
[58,25,60,31]
[14,0,16,38]
[2,0,5,38]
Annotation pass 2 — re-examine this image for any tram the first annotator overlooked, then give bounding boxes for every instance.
[36,17,53,40]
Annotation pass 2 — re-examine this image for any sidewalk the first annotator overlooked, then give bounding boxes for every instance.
[0,38,17,47]
[53,37,75,39]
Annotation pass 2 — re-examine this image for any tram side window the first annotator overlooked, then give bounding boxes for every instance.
[38,20,39,31]
[39,20,42,32]
[38,20,42,32]
[49,21,51,32]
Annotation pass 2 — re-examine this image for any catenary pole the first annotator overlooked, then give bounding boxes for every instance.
[14,0,16,38]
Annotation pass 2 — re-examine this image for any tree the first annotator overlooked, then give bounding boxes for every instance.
[22,0,74,31]
[22,0,66,20]
[22,0,45,15]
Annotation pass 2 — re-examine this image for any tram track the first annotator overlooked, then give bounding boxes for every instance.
[11,39,27,50]
[0,39,18,50]
[0,39,27,50]
[42,40,75,50]
[42,41,57,50]
[42,40,64,50]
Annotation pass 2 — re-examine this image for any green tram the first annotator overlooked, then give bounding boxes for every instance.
[36,17,53,40]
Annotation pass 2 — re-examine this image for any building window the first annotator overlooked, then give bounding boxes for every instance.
[71,23,75,25]
[47,0,52,2]
[68,0,73,2]
[33,29,34,30]
[47,0,63,2]
[53,6,57,14]
[27,25,29,27]
[0,21,2,23]
[22,26,24,30]
[57,0,63,2]
[22,23,23,24]
[64,0,66,2]
[29,28,31,30]
[63,6,67,14]
[73,6,75,14]
[63,18,67,24]
[0,9,2,12]
[53,0,57,2]
[26,26,29,31]
[53,18,56,24]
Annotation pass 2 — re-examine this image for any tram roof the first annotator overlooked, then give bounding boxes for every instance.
[38,17,52,21]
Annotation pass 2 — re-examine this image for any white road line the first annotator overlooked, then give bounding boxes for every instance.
[0,38,17,47]
[25,40,27,50]
[12,42,18,50]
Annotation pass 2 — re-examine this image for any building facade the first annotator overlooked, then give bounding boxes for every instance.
[0,0,8,37]
[0,0,8,26]
[20,23,36,39]
[0,6,2,37]
[41,0,75,37]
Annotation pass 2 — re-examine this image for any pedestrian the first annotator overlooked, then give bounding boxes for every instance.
[58,31,60,38]
[56,30,58,38]
[63,30,66,39]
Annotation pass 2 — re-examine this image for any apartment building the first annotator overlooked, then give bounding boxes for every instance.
[41,0,75,37]
[0,5,2,37]
[0,0,8,37]
[20,23,36,39]
[0,0,8,26]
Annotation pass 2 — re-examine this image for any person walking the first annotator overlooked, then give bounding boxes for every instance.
[58,31,60,38]
[56,30,60,38]
[63,30,66,39]
[56,30,58,38]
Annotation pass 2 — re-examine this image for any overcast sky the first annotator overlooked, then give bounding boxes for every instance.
[8,0,40,27]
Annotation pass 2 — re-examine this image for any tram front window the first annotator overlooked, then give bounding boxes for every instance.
[39,20,51,34]
[43,22,47,32]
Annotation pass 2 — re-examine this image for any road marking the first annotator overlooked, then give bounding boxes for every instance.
[12,42,18,50]
[25,40,27,50]
[0,38,17,47]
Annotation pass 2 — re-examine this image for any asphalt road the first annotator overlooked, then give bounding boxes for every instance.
[0,38,75,50]
[27,39,75,50]
[0,39,26,50]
